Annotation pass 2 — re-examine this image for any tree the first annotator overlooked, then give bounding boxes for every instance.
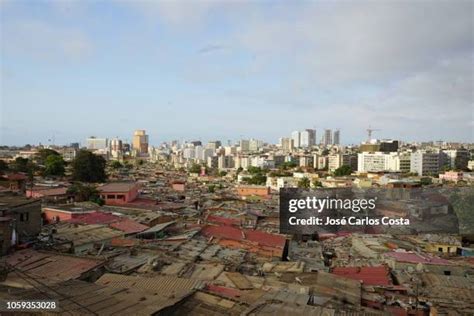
[312,179,323,188]
[189,163,203,174]
[44,155,65,176]
[333,165,352,176]
[219,171,227,177]
[208,184,216,193]
[67,182,103,205]
[10,157,30,172]
[71,150,107,183]
[110,160,123,169]
[36,149,60,165]
[298,177,311,189]
[0,160,8,172]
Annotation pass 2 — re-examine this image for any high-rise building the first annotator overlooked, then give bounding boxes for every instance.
[110,138,123,159]
[410,151,441,176]
[249,139,263,152]
[132,130,149,155]
[239,139,250,152]
[280,137,294,152]
[207,141,222,150]
[300,129,316,148]
[291,131,301,148]
[357,152,401,173]
[333,130,340,145]
[86,136,108,150]
[323,129,332,146]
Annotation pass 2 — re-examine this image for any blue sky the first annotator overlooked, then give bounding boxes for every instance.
[1,0,473,146]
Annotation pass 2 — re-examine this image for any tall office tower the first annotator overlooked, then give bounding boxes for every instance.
[86,136,108,150]
[249,139,263,152]
[300,129,316,148]
[133,130,149,155]
[239,139,250,152]
[110,138,123,159]
[323,129,332,146]
[333,130,340,145]
[206,141,222,150]
[280,137,294,152]
[291,131,301,148]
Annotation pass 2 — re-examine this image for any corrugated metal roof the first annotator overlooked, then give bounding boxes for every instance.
[95,273,204,298]
[5,249,104,282]
[331,266,392,286]
[384,251,452,265]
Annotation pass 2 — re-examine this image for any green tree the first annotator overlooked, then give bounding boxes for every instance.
[312,179,323,188]
[110,160,123,169]
[0,160,8,172]
[44,155,65,176]
[333,165,352,176]
[298,177,311,189]
[71,150,107,182]
[189,163,203,174]
[67,182,103,205]
[245,173,267,185]
[10,157,30,172]
[36,149,60,165]
[208,184,216,193]
[219,171,228,177]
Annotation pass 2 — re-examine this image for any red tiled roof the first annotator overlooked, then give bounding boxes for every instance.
[200,225,286,249]
[384,251,452,265]
[332,266,392,286]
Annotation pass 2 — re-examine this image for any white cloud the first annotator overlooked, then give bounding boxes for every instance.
[2,19,93,61]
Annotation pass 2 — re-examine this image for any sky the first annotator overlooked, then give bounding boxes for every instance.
[1,0,473,146]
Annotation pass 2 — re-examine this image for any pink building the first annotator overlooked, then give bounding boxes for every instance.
[98,182,139,205]
[439,171,463,182]
[171,181,186,192]
[43,206,95,224]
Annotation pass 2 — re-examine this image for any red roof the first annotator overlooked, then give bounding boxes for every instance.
[206,215,240,227]
[200,225,286,249]
[384,251,452,265]
[68,211,147,234]
[68,212,118,225]
[109,218,148,234]
[332,266,392,286]
[205,284,242,299]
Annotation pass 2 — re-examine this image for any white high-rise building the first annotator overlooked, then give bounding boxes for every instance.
[300,129,316,148]
[410,151,441,176]
[357,152,401,173]
[291,131,301,148]
[86,137,108,150]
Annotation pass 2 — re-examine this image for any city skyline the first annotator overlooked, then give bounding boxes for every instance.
[1,1,473,145]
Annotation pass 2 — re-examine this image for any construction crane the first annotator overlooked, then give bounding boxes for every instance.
[366,126,381,141]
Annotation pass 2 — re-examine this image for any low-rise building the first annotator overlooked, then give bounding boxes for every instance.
[98,182,139,205]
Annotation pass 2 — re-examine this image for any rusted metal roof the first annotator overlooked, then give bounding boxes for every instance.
[5,249,104,282]
[95,273,204,298]
[331,266,392,286]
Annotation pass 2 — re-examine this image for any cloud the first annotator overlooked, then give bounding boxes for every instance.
[2,19,93,61]
[197,44,226,54]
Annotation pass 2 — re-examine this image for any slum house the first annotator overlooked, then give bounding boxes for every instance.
[0,192,41,247]
[200,225,288,260]
[52,223,124,254]
[2,248,105,286]
[98,182,140,205]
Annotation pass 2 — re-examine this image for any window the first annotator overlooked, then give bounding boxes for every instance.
[444,271,451,276]
[20,212,29,222]
[107,195,115,199]
[438,247,443,252]
[117,195,125,201]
